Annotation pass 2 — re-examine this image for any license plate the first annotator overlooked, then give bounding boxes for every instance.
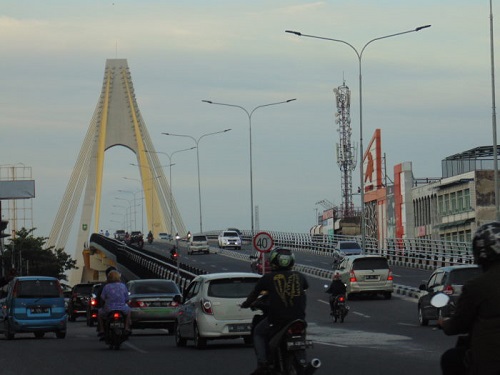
[29,306,49,314]
[365,275,379,280]
[228,323,251,333]
[287,339,313,350]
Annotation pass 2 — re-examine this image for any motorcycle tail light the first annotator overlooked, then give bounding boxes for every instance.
[338,296,345,302]
[113,312,122,320]
[287,321,306,335]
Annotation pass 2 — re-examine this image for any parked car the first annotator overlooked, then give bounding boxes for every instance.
[417,264,481,326]
[188,234,210,255]
[126,279,182,333]
[86,283,103,327]
[218,230,242,250]
[175,272,261,348]
[249,252,271,274]
[1,276,67,339]
[335,255,393,299]
[114,229,126,241]
[68,282,96,321]
[332,240,363,266]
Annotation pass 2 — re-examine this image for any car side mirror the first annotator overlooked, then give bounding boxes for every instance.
[418,283,427,291]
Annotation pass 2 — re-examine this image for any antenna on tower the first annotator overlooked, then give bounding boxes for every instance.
[334,82,357,218]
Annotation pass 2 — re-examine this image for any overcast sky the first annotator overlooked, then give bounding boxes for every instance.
[0,1,496,251]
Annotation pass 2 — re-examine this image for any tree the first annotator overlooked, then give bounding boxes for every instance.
[2,228,77,281]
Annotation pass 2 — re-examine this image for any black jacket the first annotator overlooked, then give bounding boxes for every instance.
[442,262,500,364]
[241,269,308,325]
[325,279,346,296]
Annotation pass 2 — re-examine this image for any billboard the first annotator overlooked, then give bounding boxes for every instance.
[0,180,35,199]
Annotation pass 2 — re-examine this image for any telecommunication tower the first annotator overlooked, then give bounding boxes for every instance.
[334,82,357,218]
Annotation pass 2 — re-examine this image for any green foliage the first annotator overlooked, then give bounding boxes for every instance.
[2,228,77,281]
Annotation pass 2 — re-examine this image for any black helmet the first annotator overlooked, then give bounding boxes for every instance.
[472,222,500,266]
[269,247,295,270]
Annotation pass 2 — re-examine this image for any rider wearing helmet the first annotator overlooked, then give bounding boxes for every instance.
[241,247,309,375]
[439,222,500,375]
[325,272,346,315]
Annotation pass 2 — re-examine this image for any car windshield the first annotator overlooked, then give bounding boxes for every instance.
[207,278,258,298]
[132,281,179,294]
[223,232,238,237]
[16,280,61,298]
[352,258,389,270]
[448,268,481,284]
[74,284,94,294]
[193,236,207,241]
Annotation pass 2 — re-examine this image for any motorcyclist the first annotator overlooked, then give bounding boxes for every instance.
[147,230,154,242]
[97,270,132,339]
[170,245,178,260]
[325,272,347,315]
[241,247,309,375]
[438,221,500,374]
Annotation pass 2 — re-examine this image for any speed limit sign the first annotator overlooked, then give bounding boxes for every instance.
[253,231,274,253]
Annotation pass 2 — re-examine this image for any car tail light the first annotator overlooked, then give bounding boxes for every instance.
[349,271,357,282]
[387,269,394,281]
[287,321,306,335]
[443,285,454,295]
[90,298,97,306]
[201,299,213,315]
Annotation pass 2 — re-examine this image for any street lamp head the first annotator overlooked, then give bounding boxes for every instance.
[285,30,302,36]
[202,100,213,104]
[415,25,431,31]
[286,98,297,103]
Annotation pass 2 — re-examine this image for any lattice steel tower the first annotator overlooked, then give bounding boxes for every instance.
[47,59,186,285]
[334,82,357,218]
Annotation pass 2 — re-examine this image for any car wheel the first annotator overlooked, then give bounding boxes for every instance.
[243,335,253,345]
[34,332,45,339]
[193,324,206,349]
[56,331,66,339]
[418,306,429,326]
[384,292,392,300]
[175,323,187,347]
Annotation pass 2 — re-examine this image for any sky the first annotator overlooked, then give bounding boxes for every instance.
[0,1,497,254]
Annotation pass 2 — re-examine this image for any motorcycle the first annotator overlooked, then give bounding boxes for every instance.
[147,233,153,244]
[250,295,321,375]
[102,310,129,350]
[330,294,349,323]
[170,247,179,262]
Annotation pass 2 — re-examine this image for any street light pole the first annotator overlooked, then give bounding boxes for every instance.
[144,147,196,235]
[124,174,162,234]
[117,190,141,230]
[489,0,499,220]
[286,25,430,250]
[202,99,296,236]
[161,130,231,234]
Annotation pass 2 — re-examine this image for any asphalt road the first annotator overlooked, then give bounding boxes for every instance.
[0,240,456,375]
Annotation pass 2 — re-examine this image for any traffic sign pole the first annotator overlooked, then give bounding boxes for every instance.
[253,232,274,274]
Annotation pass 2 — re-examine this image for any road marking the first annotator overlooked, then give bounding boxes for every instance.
[398,323,419,327]
[314,341,348,348]
[353,311,370,318]
[124,341,148,353]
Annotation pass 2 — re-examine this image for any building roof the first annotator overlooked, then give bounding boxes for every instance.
[444,145,500,160]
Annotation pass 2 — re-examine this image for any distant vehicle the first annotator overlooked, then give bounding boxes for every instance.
[249,252,271,274]
[187,234,210,255]
[68,283,96,321]
[86,283,103,327]
[158,232,172,240]
[126,279,182,333]
[226,228,243,237]
[218,230,242,250]
[332,241,363,266]
[1,276,67,339]
[126,231,144,249]
[335,255,393,300]
[417,265,481,326]
[175,272,261,348]
[114,230,126,241]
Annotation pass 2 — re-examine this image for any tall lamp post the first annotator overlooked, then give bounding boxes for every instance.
[490,0,499,220]
[161,130,231,234]
[144,147,196,235]
[124,174,162,233]
[202,100,296,236]
[117,190,141,231]
[285,25,430,250]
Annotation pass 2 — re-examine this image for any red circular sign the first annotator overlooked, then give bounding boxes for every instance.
[253,232,274,253]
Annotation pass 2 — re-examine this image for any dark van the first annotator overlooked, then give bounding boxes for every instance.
[1,276,67,339]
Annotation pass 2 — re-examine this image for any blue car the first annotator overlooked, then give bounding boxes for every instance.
[1,276,67,339]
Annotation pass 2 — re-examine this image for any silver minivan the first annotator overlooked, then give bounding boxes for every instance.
[335,255,393,300]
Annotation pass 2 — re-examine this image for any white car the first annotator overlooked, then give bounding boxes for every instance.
[175,272,261,348]
[158,232,172,240]
[187,235,210,255]
[218,230,242,250]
